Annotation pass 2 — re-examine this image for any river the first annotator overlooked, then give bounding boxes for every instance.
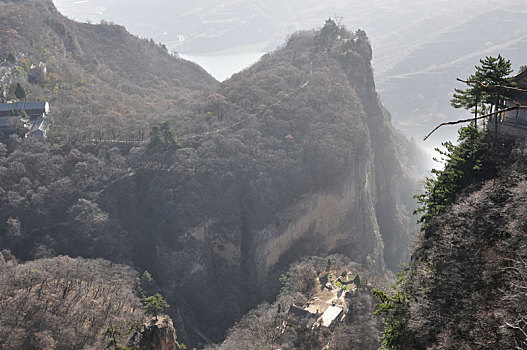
[178,44,267,82]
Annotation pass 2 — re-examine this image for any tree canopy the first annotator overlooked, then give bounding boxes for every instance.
[451,55,515,125]
[147,121,182,152]
[415,125,488,226]
[142,293,169,320]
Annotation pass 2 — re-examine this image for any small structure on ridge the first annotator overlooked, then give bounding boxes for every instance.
[0,101,51,140]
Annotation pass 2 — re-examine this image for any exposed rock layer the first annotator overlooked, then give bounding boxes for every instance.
[135,316,181,350]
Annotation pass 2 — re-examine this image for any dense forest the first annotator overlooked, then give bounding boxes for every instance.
[0,253,145,349]
[0,0,427,348]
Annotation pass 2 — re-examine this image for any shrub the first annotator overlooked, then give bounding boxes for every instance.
[373,271,410,350]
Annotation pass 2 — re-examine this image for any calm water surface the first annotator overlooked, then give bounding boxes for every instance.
[180,50,265,82]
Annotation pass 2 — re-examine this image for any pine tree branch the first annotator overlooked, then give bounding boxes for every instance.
[423,105,527,141]
[456,78,527,94]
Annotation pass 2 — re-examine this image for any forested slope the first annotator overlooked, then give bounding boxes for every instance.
[0,0,216,143]
[0,1,425,347]
[376,132,527,349]
[0,253,145,349]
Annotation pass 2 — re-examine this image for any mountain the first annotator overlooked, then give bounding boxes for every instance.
[54,0,527,150]
[378,6,527,147]
[0,1,424,347]
[0,0,217,144]
[373,131,527,349]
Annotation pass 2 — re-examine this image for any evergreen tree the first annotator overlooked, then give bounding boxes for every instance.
[477,55,515,113]
[139,270,157,298]
[451,72,485,127]
[147,125,163,151]
[14,83,25,101]
[415,125,488,226]
[354,274,361,288]
[373,270,410,350]
[159,121,181,150]
[147,121,181,151]
[142,293,169,320]
[451,55,515,128]
[103,324,126,350]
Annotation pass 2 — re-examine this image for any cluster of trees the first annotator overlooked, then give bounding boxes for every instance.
[0,254,145,349]
[414,125,489,227]
[0,138,136,262]
[451,55,516,126]
[147,122,181,152]
[415,55,518,227]
[0,255,173,350]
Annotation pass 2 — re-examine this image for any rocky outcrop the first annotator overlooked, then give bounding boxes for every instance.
[134,316,181,350]
[254,155,385,282]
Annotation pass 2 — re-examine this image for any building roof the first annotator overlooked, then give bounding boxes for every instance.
[0,101,49,115]
[0,118,11,128]
[0,117,21,128]
[516,69,527,79]
[288,305,314,319]
[515,69,527,89]
[30,117,49,134]
[337,277,353,285]
[320,305,343,327]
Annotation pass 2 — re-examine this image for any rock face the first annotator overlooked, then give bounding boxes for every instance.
[100,25,423,345]
[136,316,181,350]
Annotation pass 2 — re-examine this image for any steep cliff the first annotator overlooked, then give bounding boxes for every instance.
[100,24,423,344]
[376,134,527,349]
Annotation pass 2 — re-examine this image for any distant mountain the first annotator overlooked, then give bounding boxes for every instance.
[377,7,527,147]
[54,0,527,148]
